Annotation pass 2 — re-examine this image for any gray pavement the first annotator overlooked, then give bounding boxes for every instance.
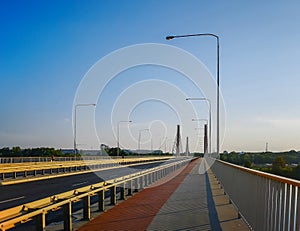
[147,159,250,231]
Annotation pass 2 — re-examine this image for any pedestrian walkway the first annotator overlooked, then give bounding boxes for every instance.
[78,158,250,230]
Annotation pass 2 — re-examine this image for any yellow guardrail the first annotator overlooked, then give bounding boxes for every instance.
[0,156,173,184]
[0,157,194,231]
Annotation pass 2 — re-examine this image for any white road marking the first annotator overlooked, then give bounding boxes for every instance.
[72,181,88,187]
[0,196,25,204]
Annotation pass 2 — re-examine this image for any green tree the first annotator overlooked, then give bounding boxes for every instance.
[107,147,125,156]
[293,165,300,180]
[12,146,22,155]
[243,159,252,168]
[272,156,286,174]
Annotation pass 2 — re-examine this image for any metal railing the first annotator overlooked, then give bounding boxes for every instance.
[0,157,194,231]
[0,155,172,164]
[211,159,300,231]
[0,157,173,183]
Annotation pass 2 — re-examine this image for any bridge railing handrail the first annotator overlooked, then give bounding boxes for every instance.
[211,159,300,231]
[217,159,300,187]
[0,157,195,231]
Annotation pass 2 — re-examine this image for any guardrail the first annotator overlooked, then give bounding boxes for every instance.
[211,159,300,231]
[0,156,104,163]
[0,155,172,164]
[0,157,173,183]
[0,157,194,231]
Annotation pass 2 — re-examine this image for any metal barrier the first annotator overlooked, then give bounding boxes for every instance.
[211,159,300,231]
[0,155,173,164]
[0,155,174,164]
[0,157,194,231]
[0,157,173,183]
[0,156,88,163]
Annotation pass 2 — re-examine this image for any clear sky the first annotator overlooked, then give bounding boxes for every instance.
[0,0,299,152]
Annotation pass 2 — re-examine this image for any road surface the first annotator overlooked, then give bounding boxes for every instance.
[0,158,187,211]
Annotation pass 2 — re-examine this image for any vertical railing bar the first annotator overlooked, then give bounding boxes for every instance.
[288,184,292,231]
[270,185,274,231]
[267,179,272,231]
[274,185,278,231]
[278,186,282,231]
[293,186,298,231]
[263,178,268,231]
[283,183,287,230]
[296,186,300,231]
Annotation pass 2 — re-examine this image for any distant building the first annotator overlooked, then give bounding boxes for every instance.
[61,149,75,155]
[133,149,163,154]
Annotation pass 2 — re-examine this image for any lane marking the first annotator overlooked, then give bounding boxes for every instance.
[0,196,25,204]
[72,181,88,187]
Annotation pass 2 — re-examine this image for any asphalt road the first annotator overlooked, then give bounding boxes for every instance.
[0,158,185,211]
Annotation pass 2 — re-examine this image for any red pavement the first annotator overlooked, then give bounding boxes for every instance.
[78,158,199,231]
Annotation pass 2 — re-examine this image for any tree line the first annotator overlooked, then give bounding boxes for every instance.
[0,147,65,157]
[0,146,172,158]
[220,150,300,180]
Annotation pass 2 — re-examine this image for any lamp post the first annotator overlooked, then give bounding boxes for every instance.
[166,33,220,156]
[138,129,149,153]
[188,98,212,154]
[117,120,132,156]
[74,103,96,155]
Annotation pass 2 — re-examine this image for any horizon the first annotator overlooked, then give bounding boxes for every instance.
[1,1,299,152]
[0,146,299,155]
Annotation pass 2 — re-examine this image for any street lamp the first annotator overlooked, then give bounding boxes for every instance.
[166,33,220,156]
[138,129,149,152]
[117,120,132,156]
[74,103,96,155]
[188,98,212,154]
[192,118,208,123]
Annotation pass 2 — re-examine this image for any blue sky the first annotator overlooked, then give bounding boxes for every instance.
[0,0,299,152]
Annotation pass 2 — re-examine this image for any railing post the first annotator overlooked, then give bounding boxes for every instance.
[97,190,105,212]
[127,180,133,196]
[110,186,117,205]
[144,174,148,187]
[148,173,152,185]
[120,183,126,200]
[35,212,46,231]
[139,176,144,189]
[83,194,91,220]
[154,171,157,181]
[134,178,139,192]
[63,201,72,231]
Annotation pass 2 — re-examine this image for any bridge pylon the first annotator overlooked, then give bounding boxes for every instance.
[185,136,190,156]
[172,124,182,156]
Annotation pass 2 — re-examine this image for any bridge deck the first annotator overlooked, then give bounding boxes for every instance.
[78,158,249,231]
